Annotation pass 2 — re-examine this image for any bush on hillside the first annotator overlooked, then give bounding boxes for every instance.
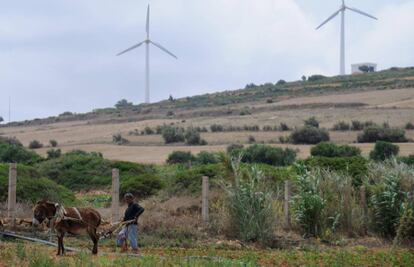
[398,155,414,166]
[332,121,350,131]
[308,74,326,82]
[351,120,364,131]
[370,141,399,161]
[166,151,196,165]
[304,117,320,128]
[112,134,129,145]
[240,144,297,166]
[196,151,219,165]
[357,126,407,143]
[185,128,207,145]
[311,142,361,157]
[0,137,41,164]
[227,144,244,155]
[120,174,163,199]
[279,123,290,131]
[290,127,330,144]
[49,140,58,147]
[210,124,224,132]
[162,126,185,144]
[276,79,286,85]
[29,140,43,149]
[46,149,61,159]
[405,122,414,130]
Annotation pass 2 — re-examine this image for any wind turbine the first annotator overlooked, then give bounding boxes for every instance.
[316,0,377,75]
[117,4,177,104]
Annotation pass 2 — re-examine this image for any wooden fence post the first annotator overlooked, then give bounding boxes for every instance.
[284,180,291,230]
[7,163,17,227]
[111,168,120,224]
[202,176,209,224]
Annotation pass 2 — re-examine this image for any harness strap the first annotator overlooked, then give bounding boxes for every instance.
[73,207,83,221]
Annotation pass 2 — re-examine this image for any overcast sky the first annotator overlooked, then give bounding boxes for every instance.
[0,0,413,122]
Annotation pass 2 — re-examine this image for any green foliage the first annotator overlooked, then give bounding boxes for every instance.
[405,122,414,130]
[120,173,163,199]
[210,124,224,132]
[112,134,129,145]
[308,74,326,82]
[276,79,286,85]
[398,155,414,166]
[161,126,185,144]
[195,151,219,165]
[237,144,297,166]
[49,139,58,147]
[332,121,350,131]
[0,137,42,164]
[225,163,275,243]
[291,169,326,237]
[351,120,364,131]
[247,135,256,144]
[357,126,408,143]
[304,117,320,128]
[290,127,330,144]
[365,160,414,238]
[166,151,196,165]
[394,202,414,246]
[184,128,207,145]
[227,144,244,155]
[115,99,133,109]
[0,163,75,204]
[311,142,361,157]
[279,123,290,131]
[303,156,368,186]
[46,148,61,159]
[370,141,400,161]
[28,140,43,149]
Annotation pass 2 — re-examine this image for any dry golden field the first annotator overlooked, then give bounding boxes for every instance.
[1,87,413,164]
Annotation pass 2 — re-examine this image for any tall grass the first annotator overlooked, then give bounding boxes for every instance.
[224,160,275,244]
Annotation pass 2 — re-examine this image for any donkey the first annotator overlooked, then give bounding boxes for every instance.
[32,200,101,255]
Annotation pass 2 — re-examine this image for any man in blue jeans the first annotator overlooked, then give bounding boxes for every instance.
[117,193,145,254]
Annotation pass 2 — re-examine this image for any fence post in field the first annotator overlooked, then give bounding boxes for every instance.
[284,180,291,230]
[7,163,17,227]
[360,186,368,234]
[111,168,120,224]
[202,176,209,225]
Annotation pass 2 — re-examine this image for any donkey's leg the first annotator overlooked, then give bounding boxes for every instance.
[56,231,63,256]
[61,232,66,255]
[87,227,99,255]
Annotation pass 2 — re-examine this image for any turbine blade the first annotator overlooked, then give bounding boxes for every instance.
[150,41,178,59]
[316,8,342,30]
[146,5,150,36]
[116,41,145,56]
[346,7,378,20]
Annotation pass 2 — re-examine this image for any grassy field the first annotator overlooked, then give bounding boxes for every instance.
[1,241,414,267]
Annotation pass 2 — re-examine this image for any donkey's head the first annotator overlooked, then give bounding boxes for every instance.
[32,200,57,226]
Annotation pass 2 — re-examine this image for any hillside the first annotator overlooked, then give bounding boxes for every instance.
[1,67,414,164]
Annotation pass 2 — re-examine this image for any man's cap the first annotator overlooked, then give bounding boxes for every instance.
[124,193,134,199]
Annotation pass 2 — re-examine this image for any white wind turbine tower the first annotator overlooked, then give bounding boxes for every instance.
[117,4,177,104]
[316,0,377,75]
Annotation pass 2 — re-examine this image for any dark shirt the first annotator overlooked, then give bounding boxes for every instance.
[123,202,145,223]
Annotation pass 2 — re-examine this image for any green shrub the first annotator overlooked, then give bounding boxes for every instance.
[0,137,41,164]
[357,126,408,143]
[49,140,58,147]
[247,135,256,144]
[210,124,224,132]
[144,127,155,135]
[227,144,244,155]
[112,134,129,145]
[120,174,163,199]
[308,74,326,82]
[311,142,361,157]
[184,128,207,145]
[332,121,350,131]
[394,202,414,246]
[0,164,75,204]
[225,164,275,243]
[351,120,364,131]
[279,123,290,131]
[241,144,296,166]
[290,127,330,144]
[166,151,196,165]
[303,156,368,186]
[196,151,219,165]
[29,140,43,149]
[46,149,61,159]
[405,122,414,130]
[370,141,399,161]
[398,155,414,166]
[304,117,320,128]
[162,126,185,144]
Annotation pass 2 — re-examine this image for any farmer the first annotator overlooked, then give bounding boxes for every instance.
[117,193,145,253]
